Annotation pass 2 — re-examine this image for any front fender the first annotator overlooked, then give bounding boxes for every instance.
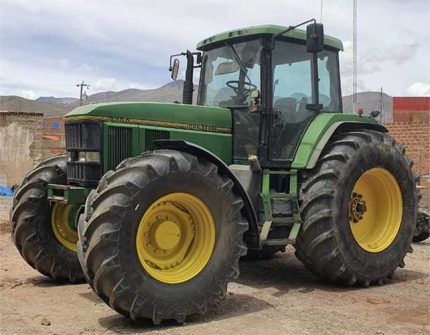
[154,139,261,249]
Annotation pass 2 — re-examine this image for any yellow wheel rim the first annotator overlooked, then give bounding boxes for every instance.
[51,203,81,252]
[349,168,402,253]
[136,193,215,284]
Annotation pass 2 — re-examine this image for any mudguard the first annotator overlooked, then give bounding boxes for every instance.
[154,139,261,249]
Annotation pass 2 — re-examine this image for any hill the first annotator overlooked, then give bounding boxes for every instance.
[342,91,393,123]
[0,81,190,117]
[36,96,78,105]
[0,95,73,117]
[2,82,392,121]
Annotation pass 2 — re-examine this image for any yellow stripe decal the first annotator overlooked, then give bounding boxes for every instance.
[65,115,231,134]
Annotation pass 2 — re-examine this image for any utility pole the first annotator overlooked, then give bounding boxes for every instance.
[76,81,90,106]
[352,0,357,114]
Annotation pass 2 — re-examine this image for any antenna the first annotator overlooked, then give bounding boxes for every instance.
[352,0,357,114]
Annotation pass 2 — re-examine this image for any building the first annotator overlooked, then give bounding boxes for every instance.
[42,116,66,158]
[384,97,430,210]
[0,111,44,187]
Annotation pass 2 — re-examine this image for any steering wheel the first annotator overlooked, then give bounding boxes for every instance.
[226,80,257,96]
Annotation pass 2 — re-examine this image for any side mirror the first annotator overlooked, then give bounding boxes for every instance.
[170,59,180,80]
[306,23,324,52]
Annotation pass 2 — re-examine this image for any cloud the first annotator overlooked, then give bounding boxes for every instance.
[21,90,37,100]
[1,0,429,98]
[92,78,119,92]
[407,82,430,96]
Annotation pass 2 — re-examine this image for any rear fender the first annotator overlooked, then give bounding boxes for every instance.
[293,118,387,170]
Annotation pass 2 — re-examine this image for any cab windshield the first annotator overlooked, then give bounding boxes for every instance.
[199,39,261,107]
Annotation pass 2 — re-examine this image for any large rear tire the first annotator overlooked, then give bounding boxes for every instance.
[10,156,84,283]
[295,130,417,286]
[77,150,248,324]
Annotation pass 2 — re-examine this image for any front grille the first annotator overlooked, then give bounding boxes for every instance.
[65,122,102,151]
[65,121,102,186]
[107,126,133,170]
[145,129,169,151]
[65,123,82,148]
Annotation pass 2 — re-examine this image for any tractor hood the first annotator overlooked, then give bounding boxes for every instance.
[65,102,232,134]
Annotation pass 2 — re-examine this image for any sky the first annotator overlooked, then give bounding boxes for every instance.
[0,0,429,99]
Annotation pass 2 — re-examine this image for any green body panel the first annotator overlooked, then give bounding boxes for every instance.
[48,184,91,204]
[66,102,231,131]
[197,24,343,51]
[102,122,232,171]
[292,113,381,169]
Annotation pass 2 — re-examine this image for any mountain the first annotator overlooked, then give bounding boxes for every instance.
[342,92,393,123]
[0,95,73,117]
[0,80,193,117]
[2,82,393,122]
[36,96,78,105]
[69,80,194,107]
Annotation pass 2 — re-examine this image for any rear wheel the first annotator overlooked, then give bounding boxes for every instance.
[77,150,248,324]
[10,156,84,282]
[295,130,417,286]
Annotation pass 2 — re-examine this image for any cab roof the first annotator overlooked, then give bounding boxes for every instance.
[196,24,343,51]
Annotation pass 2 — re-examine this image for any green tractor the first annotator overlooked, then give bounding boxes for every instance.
[10,20,417,324]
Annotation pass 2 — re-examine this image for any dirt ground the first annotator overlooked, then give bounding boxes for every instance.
[0,196,429,335]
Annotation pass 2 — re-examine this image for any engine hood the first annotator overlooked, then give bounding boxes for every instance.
[65,102,232,134]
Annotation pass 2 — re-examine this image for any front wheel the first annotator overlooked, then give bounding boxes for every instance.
[295,130,417,286]
[413,210,429,242]
[77,150,248,324]
[10,156,84,283]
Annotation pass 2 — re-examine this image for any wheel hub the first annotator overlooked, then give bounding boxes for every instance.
[153,220,181,250]
[51,203,82,252]
[349,168,402,253]
[136,193,215,283]
[349,192,367,223]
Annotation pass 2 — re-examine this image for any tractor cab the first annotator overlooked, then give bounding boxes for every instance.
[171,22,343,167]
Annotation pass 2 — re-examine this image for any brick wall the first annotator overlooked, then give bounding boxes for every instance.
[384,121,430,210]
[0,111,44,187]
[42,116,65,159]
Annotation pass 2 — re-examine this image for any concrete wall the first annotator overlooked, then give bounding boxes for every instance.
[0,112,43,187]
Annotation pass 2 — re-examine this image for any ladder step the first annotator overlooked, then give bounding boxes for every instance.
[272,217,301,225]
[262,238,295,246]
[269,193,297,200]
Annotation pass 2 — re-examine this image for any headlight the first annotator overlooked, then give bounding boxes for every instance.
[78,151,100,163]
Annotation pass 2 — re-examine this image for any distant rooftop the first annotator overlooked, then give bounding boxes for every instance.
[0,110,43,116]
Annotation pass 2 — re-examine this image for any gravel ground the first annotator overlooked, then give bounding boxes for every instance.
[0,196,429,334]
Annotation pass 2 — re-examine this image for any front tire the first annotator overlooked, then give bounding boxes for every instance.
[10,156,84,283]
[295,130,417,286]
[413,210,429,242]
[77,150,248,324]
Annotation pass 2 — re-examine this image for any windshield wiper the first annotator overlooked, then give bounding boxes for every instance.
[226,43,253,84]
